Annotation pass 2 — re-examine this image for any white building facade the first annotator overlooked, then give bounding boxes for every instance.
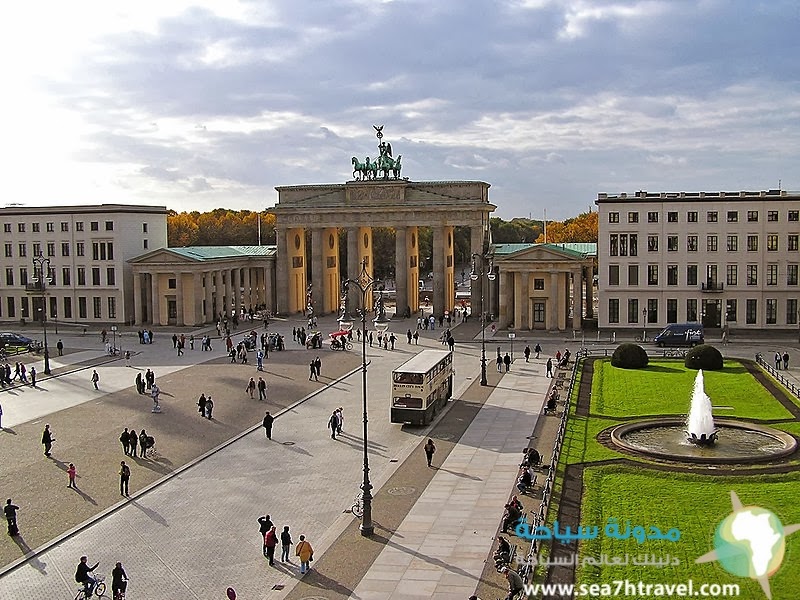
[0,204,168,326]
[596,190,800,332]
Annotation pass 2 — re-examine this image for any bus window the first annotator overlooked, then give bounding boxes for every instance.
[394,396,423,408]
[393,372,423,385]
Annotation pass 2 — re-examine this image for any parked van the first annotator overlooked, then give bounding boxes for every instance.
[653,323,704,347]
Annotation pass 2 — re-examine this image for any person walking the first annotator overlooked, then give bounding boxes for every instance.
[503,353,511,372]
[67,463,77,488]
[256,349,264,371]
[258,515,273,556]
[42,424,54,457]
[496,352,503,373]
[29,366,36,387]
[413,330,419,344]
[246,377,256,399]
[119,461,130,496]
[407,329,413,344]
[534,343,542,359]
[546,357,554,378]
[775,352,782,370]
[258,377,267,401]
[784,351,790,370]
[280,526,293,562]
[524,345,531,362]
[57,339,64,356]
[262,411,274,440]
[205,396,214,419]
[91,369,100,390]
[198,393,207,416]
[264,526,278,566]
[120,428,131,455]
[5,499,20,536]
[135,372,144,394]
[129,430,138,458]
[335,407,344,434]
[424,438,436,467]
[328,411,339,439]
[314,356,321,379]
[295,535,314,574]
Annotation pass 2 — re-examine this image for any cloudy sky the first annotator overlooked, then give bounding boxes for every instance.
[4,0,799,219]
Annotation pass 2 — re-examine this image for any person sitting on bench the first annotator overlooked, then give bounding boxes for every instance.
[494,536,512,569]
[502,502,522,533]
[522,448,541,468]
[546,389,559,413]
[516,468,533,494]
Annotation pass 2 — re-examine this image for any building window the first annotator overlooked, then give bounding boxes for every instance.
[168,299,178,319]
[64,297,72,319]
[627,299,639,323]
[726,299,737,322]
[33,243,41,256]
[168,278,177,289]
[747,235,758,251]
[61,242,70,257]
[47,242,55,257]
[628,264,638,286]
[668,211,678,223]
[77,267,86,286]
[107,242,114,260]
[687,211,698,223]
[666,299,677,323]
[76,242,84,257]
[687,236,698,252]
[45,222,54,232]
[707,211,718,223]
[61,222,69,232]
[609,234,618,256]
[608,212,619,223]
[788,264,798,286]
[4,243,11,258]
[628,212,639,223]
[687,265,698,286]
[76,222,84,232]
[93,297,102,319]
[648,211,658,223]
[92,268,101,286]
[32,223,40,233]
[648,265,658,285]
[92,243,99,261]
[767,264,778,286]
[629,234,637,256]
[788,299,798,325]
[79,297,87,319]
[766,299,777,324]
[18,243,26,257]
[19,268,27,285]
[142,222,149,233]
[21,297,29,319]
[16,223,25,233]
[667,236,678,251]
[667,265,678,286]
[647,299,657,323]
[107,267,115,286]
[687,298,697,322]
[727,235,738,252]
[648,235,658,252]
[707,235,718,252]
[789,235,799,251]
[727,211,738,222]
[726,265,738,286]
[608,265,620,286]
[143,239,148,249]
[6,298,15,318]
[105,221,114,231]
[108,297,116,319]
[767,235,778,251]
[62,267,71,286]
[747,210,758,222]
[789,210,799,222]
[620,234,628,256]
[5,268,13,286]
[533,302,545,323]
[746,265,758,285]
[533,278,544,290]
[90,221,99,231]
[608,299,619,324]
[768,211,779,222]
[3,223,10,232]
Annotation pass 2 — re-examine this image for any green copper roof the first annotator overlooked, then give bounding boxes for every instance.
[491,242,596,258]
[168,246,277,260]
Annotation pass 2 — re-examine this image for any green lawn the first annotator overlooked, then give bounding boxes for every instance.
[591,359,794,420]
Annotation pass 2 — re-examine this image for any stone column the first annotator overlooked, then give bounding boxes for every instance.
[406,226,419,314]
[287,228,307,314]
[264,265,274,313]
[192,272,203,326]
[498,269,511,329]
[133,271,143,325]
[145,272,153,324]
[395,226,408,318]
[515,272,529,330]
[573,268,583,330]
[322,227,340,314]
[175,272,184,325]
[244,267,252,311]
[275,227,288,315]
[151,272,161,326]
[433,226,445,316]
[204,270,214,324]
[470,226,484,319]
[311,228,324,315]
[584,265,593,319]
[548,271,559,331]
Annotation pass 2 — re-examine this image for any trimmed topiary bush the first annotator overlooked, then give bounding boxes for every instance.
[684,344,723,370]
[611,343,649,369]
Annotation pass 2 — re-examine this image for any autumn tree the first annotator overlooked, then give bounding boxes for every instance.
[535,211,598,243]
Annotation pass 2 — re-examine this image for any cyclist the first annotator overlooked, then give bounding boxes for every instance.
[111,561,128,599]
[75,556,99,597]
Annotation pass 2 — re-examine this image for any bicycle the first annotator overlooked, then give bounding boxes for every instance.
[75,575,107,600]
[350,492,364,518]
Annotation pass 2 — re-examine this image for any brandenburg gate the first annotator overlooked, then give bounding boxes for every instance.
[271,128,495,318]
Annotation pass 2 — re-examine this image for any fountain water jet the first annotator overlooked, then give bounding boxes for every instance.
[686,370,718,445]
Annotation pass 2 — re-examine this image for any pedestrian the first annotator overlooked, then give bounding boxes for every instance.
[314,356,321,379]
[524,345,531,362]
[784,351,790,370]
[120,428,131,455]
[119,461,130,496]
[67,463,77,488]
[328,411,339,439]
[135,373,144,394]
[257,349,264,371]
[29,366,36,387]
[189,335,195,350]
[264,526,278,566]
[111,562,128,600]
[413,330,419,344]
[129,429,138,458]
[258,377,267,401]
[280,526,293,562]
[172,334,178,349]
[139,430,149,458]
[4,499,20,536]
[0,401,3,429]
[205,396,214,419]
[335,407,344,434]
[546,358,553,378]
[91,369,99,390]
[198,393,207,416]
[258,515,273,556]
[496,353,503,373]
[534,343,541,359]
[389,333,396,350]
[775,352,782,370]
[57,339,64,356]
[177,340,184,356]
[504,353,511,372]
[309,360,318,382]
[42,424,54,457]
[424,438,436,467]
[263,411,274,439]
[125,350,131,366]
[407,329,413,344]
[246,377,256,399]
[295,534,314,574]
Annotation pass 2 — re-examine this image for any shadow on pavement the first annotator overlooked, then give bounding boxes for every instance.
[11,535,48,575]
[130,500,169,527]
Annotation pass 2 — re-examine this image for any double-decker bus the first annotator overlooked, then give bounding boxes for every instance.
[391,349,454,425]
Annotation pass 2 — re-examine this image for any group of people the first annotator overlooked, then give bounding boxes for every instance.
[196,394,215,419]
[775,351,791,370]
[75,556,129,599]
[245,377,269,400]
[328,407,345,439]
[0,362,36,387]
[496,348,512,372]
[308,356,322,381]
[119,427,155,460]
[522,343,542,361]
[135,329,154,344]
[256,515,314,573]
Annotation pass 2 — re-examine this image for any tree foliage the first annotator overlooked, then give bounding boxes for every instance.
[534,211,598,243]
[167,209,275,247]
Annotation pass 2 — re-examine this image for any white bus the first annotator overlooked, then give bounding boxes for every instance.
[391,349,454,425]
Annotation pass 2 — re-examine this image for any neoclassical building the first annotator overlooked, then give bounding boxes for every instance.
[129,246,275,326]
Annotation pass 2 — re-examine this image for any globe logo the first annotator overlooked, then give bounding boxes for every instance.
[696,491,800,599]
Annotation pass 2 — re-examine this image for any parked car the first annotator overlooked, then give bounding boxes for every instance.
[0,332,34,349]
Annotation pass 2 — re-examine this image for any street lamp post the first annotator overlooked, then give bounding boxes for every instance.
[111,325,118,355]
[339,258,389,537]
[31,254,53,375]
[642,307,648,342]
[470,253,495,386]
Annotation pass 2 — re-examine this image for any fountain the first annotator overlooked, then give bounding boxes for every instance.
[608,369,796,464]
[686,370,718,445]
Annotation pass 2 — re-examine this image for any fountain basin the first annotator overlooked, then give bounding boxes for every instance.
[609,419,797,464]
